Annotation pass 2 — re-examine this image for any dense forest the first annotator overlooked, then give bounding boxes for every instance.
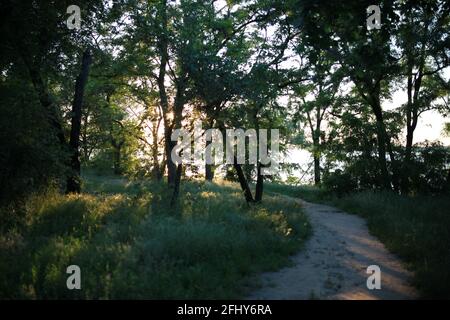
[0,0,449,300]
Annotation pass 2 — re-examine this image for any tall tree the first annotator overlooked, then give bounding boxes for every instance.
[397,0,450,192]
[296,0,402,190]
[291,49,343,185]
[66,50,93,193]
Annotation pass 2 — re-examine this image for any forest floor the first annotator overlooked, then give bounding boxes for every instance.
[248,196,419,300]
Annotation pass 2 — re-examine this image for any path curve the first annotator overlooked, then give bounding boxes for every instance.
[247,197,419,300]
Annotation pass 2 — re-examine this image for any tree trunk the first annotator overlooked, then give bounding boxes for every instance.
[402,63,422,194]
[22,55,67,147]
[150,115,163,181]
[367,89,392,190]
[354,79,394,190]
[151,134,162,180]
[151,163,162,181]
[374,119,391,189]
[159,156,166,181]
[313,154,321,185]
[234,155,254,203]
[163,120,177,183]
[314,107,322,185]
[255,162,264,202]
[312,130,321,186]
[386,136,400,192]
[205,139,215,181]
[66,50,92,193]
[205,164,214,181]
[82,105,90,163]
[167,78,186,204]
[170,164,183,206]
[155,0,178,189]
[404,66,415,164]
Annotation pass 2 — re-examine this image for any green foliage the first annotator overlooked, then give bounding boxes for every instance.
[322,140,450,196]
[322,170,358,197]
[405,142,450,194]
[0,176,310,299]
[0,77,68,229]
[1,0,449,301]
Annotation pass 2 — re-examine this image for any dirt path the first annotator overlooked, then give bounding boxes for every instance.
[247,197,419,300]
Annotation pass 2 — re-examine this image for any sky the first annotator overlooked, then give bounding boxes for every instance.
[386,89,450,146]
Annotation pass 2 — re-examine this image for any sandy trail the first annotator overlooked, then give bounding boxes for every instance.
[247,197,419,300]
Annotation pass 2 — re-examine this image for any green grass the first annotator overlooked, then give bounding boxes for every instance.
[331,192,450,299]
[265,183,329,203]
[268,183,450,299]
[0,177,310,299]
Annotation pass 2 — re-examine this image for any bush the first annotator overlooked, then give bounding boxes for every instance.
[406,142,450,195]
[322,169,358,196]
[0,82,68,229]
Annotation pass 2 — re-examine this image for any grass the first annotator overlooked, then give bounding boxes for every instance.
[268,183,450,299]
[265,183,329,203]
[0,176,311,299]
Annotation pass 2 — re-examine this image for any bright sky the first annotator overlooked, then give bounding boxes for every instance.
[386,88,450,146]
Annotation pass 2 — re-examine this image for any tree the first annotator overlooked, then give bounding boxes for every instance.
[66,50,93,193]
[294,1,404,190]
[290,48,344,185]
[397,0,450,192]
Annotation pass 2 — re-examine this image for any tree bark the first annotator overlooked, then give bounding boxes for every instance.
[170,163,183,206]
[205,139,215,181]
[66,50,92,193]
[165,75,187,204]
[234,161,254,203]
[163,122,177,185]
[255,162,264,202]
[313,153,321,185]
[402,58,424,193]
[155,0,179,188]
[306,106,322,186]
[205,164,214,181]
[374,113,391,190]
[364,86,393,190]
[154,0,194,204]
[150,116,163,181]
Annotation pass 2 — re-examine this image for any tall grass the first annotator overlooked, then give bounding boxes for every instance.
[268,183,450,299]
[333,191,450,299]
[265,183,329,203]
[0,178,310,299]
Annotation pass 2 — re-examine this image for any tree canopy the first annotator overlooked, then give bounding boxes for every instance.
[1,0,449,212]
